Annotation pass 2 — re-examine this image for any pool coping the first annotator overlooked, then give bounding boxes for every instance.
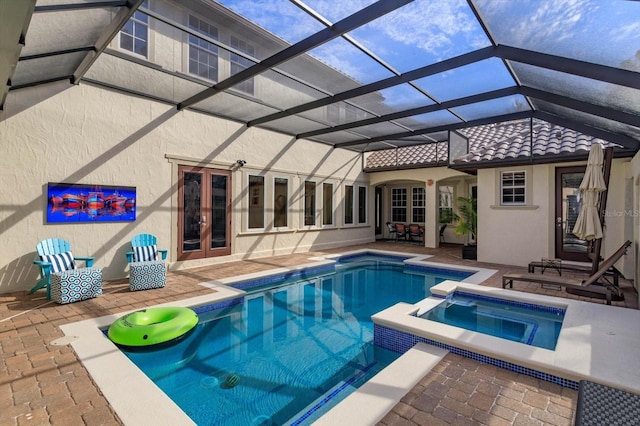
[57,250,496,425]
[317,248,497,285]
[313,343,449,425]
[372,280,640,394]
[59,284,247,426]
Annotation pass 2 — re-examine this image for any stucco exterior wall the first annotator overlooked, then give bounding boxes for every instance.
[0,82,371,294]
[630,151,640,302]
[478,159,633,271]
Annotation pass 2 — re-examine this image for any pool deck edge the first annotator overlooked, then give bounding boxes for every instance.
[313,343,448,426]
[373,281,640,394]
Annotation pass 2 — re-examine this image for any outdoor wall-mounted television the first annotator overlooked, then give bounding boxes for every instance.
[46,182,136,223]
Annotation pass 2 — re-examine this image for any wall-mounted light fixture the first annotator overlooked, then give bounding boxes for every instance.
[236,160,246,167]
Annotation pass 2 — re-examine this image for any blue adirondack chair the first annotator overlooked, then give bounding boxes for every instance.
[31,238,95,299]
[126,234,168,263]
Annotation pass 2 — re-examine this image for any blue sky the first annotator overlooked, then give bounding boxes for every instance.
[476,0,640,70]
[216,0,639,74]
[214,0,639,119]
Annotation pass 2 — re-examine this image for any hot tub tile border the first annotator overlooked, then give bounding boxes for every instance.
[373,324,579,390]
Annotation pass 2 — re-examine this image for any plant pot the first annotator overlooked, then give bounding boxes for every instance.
[462,244,477,260]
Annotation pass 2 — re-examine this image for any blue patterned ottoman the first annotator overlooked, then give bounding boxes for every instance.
[129,260,166,291]
[50,267,103,304]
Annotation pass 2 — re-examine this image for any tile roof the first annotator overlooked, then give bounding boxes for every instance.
[365,119,619,170]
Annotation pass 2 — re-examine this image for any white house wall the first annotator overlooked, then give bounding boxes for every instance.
[478,159,633,272]
[0,82,372,294]
[630,151,640,304]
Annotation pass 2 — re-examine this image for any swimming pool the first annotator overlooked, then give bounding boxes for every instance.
[117,254,473,425]
[419,292,565,350]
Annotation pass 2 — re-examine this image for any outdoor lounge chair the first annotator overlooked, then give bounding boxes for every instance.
[527,253,626,287]
[502,240,631,305]
[31,238,102,303]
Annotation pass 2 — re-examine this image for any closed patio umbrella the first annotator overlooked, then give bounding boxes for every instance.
[572,143,606,240]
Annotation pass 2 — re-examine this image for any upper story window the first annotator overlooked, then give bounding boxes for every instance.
[501,171,526,205]
[391,188,407,223]
[188,15,219,82]
[230,36,255,95]
[120,0,149,58]
[412,187,425,223]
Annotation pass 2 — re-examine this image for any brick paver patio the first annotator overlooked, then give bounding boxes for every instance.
[1,242,636,425]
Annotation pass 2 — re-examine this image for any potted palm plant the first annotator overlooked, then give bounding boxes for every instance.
[454,196,477,259]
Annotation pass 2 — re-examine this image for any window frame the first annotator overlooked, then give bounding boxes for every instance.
[247,174,265,230]
[411,186,425,223]
[229,35,256,96]
[273,176,289,229]
[322,182,334,226]
[344,184,354,225]
[187,14,219,83]
[501,170,527,205]
[391,187,407,223]
[357,185,367,224]
[438,185,454,224]
[304,180,316,227]
[118,0,149,58]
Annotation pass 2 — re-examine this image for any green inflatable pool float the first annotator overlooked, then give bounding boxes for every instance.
[108,307,198,346]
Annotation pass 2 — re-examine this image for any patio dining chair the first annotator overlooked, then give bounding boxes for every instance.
[408,224,424,244]
[31,238,102,303]
[386,222,397,240]
[439,223,447,243]
[394,223,407,241]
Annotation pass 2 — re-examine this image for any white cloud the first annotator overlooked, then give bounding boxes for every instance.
[300,0,376,23]
[371,0,481,57]
[476,0,599,47]
[611,21,640,43]
[217,0,323,42]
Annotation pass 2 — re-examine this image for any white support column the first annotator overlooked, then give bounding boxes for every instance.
[425,182,438,248]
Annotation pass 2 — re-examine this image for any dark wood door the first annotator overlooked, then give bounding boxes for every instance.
[178,166,231,260]
[555,166,589,261]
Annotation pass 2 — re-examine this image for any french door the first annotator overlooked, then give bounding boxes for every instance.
[555,166,589,262]
[178,166,231,260]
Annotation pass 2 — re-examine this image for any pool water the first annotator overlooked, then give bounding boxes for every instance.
[420,292,565,350]
[120,256,472,425]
